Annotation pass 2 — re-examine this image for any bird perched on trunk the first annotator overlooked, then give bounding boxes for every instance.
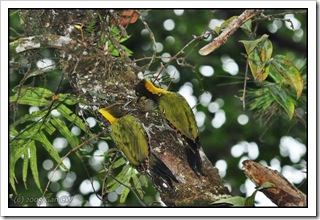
[98,105,179,188]
[135,79,203,177]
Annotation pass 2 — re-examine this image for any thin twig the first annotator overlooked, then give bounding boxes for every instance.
[40,130,107,204]
[138,11,157,71]
[108,10,128,37]
[134,55,171,63]
[99,151,122,204]
[259,12,296,30]
[242,60,249,110]
[254,10,306,22]
[109,172,146,207]
[154,34,206,82]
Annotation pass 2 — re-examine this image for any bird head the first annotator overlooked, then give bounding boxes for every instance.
[98,103,129,124]
[135,79,163,103]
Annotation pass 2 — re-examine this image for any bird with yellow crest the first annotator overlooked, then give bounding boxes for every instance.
[98,104,179,187]
[135,79,203,177]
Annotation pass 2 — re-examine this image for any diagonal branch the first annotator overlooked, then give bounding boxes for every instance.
[9,34,80,55]
[199,9,264,56]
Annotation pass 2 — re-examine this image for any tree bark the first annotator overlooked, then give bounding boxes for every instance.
[243,160,306,207]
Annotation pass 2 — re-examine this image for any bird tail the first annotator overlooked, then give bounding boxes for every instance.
[184,136,203,177]
[150,152,179,188]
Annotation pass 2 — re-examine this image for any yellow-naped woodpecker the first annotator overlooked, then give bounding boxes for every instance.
[98,106,179,187]
[135,79,203,176]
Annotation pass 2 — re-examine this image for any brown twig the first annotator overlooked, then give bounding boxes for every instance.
[154,34,207,82]
[199,9,264,56]
[243,160,306,207]
[254,10,306,30]
[138,10,157,71]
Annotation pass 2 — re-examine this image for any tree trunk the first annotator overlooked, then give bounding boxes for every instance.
[14,9,232,206]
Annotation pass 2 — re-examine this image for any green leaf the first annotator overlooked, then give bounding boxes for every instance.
[22,148,29,189]
[56,104,90,134]
[120,184,131,203]
[139,175,149,188]
[119,35,131,43]
[260,39,273,63]
[268,84,295,119]
[213,26,221,35]
[10,94,50,107]
[245,181,276,206]
[240,35,273,82]
[10,87,53,107]
[132,172,144,199]
[212,196,246,207]
[11,123,42,140]
[240,35,271,81]
[107,25,133,57]
[9,170,17,193]
[33,131,68,170]
[10,139,30,164]
[106,179,121,194]
[11,109,48,127]
[214,16,241,35]
[245,190,257,207]
[121,45,133,57]
[12,87,54,98]
[50,117,79,147]
[9,138,31,193]
[258,181,276,190]
[29,141,43,192]
[220,16,237,31]
[112,157,127,169]
[240,34,269,54]
[271,55,304,99]
[57,94,80,105]
[240,19,252,33]
[43,120,56,135]
[106,164,131,192]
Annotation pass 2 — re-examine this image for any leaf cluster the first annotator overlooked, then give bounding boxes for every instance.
[10,87,92,194]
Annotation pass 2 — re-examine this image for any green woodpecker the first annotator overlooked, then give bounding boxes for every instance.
[98,106,178,187]
[135,79,203,176]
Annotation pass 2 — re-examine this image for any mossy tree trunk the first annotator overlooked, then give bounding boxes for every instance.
[10,9,232,206]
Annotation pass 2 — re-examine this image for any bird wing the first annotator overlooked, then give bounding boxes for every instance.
[159,92,198,141]
[111,115,149,166]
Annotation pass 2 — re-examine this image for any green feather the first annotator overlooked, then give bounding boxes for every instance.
[111,115,149,166]
[99,106,178,186]
[135,79,203,176]
[158,92,198,141]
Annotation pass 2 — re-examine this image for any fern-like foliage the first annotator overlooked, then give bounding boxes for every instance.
[9,87,92,193]
[103,156,148,204]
